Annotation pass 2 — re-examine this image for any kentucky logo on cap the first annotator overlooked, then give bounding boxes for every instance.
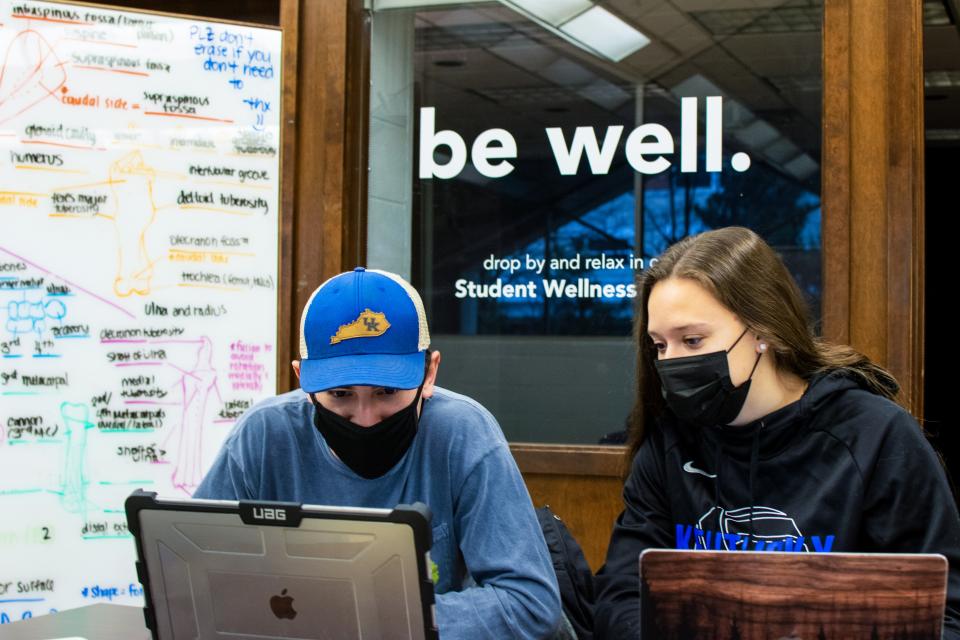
[330,309,391,344]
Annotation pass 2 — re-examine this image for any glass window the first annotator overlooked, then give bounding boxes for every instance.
[368,0,823,443]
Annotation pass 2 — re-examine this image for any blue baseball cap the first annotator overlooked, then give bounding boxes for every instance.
[298,267,430,392]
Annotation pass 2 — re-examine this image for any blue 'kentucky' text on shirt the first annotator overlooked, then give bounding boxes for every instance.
[675,524,836,552]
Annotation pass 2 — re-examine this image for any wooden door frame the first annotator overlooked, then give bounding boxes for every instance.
[821,0,926,418]
[277,0,368,393]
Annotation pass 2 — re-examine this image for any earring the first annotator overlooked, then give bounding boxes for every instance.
[758,342,768,352]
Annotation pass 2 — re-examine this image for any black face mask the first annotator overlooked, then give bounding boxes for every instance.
[311,386,422,479]
[654,327,762,429]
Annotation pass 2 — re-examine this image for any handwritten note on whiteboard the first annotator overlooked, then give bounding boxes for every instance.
[0,0,280,622]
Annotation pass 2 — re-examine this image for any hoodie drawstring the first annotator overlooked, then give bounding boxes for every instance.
[714,443,724,512]
[747,420,763,545]
[711,420,764,549]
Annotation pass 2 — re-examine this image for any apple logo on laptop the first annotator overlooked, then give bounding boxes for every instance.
[270,588,297,620]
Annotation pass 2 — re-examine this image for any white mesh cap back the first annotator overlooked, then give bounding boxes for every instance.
[367,269,430,350]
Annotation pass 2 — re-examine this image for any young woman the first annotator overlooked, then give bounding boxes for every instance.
[594,226,960,638]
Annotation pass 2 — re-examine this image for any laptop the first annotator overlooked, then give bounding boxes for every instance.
[640,549,948,640]
[125,490,438,640]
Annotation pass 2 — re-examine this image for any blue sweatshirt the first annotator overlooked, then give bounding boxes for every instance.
[194,386,561,639]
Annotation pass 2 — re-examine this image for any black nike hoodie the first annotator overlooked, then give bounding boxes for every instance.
[594,368,960,638]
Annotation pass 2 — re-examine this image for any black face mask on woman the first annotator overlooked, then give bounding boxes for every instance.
[654,327,763,429]
[311,386,423,479]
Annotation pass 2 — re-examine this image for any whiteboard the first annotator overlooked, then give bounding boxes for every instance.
[0,0,281,623]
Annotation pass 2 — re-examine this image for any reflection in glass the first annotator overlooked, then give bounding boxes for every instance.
[369,0,824,443]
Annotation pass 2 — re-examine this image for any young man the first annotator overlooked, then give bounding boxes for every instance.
[194,267,561,639]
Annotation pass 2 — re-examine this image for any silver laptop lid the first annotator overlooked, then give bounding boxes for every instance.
[126,490,438,640]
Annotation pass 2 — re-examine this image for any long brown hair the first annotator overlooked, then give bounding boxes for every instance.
[625,226,899,470]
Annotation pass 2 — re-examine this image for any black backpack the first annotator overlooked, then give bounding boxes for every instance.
[536,505,595,640]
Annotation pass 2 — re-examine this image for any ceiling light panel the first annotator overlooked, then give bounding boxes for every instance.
[560,6,651,62]
[507,0,594,26]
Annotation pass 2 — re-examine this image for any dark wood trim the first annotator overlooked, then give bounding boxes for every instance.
[886,0,926,418]
[280,1,368,392]
[821,0,851,347]
[277,0,299,394]
[283,0,351,391]
[822,0,925,416]
[313,1,348,283]
[846,0,887,370]
[343,0,371,268]
[510,443,626,477]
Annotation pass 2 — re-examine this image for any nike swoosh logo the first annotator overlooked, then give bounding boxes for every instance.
[683,461,717,478]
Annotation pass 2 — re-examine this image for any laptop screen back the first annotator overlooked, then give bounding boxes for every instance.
[128,493,437,640]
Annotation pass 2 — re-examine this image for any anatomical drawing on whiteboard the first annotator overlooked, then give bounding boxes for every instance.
[0,0,280,621]
[108,151,159,298]
[0,28,67,126]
